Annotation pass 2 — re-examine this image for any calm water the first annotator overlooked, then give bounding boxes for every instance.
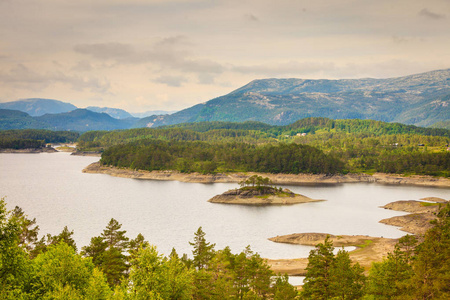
[1,152,449,260]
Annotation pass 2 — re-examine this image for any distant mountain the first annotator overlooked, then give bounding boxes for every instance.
[0,98,77,116]
[0,108,138,131]
[36,109,136,131]
[86,106,134,119]
[0,109,52,130]
[139,69,450,128]
[130,110,177,118]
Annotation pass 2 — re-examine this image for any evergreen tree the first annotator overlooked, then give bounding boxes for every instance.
[301,236,335,299]
[406,203,450,299]
[189,226,215,270]
[331,249,365,299]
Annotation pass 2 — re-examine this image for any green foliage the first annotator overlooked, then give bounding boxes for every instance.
[100,140,344,175]
[129,245,194,299]
[189,226,216,270]
[302,236,366,299]
[31,242,111,299]
[82,218,130,287]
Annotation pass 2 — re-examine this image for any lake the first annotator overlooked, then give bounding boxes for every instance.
[1,152,449,261]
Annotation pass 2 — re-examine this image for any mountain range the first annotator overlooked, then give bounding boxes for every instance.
[140,69,450,128]
[1,69,449,131]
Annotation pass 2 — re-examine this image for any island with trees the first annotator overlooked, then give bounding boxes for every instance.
[208,175,324,205]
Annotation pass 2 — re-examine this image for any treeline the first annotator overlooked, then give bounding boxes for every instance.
[0,129,79,150]
[0,197,297,299]
[100,140,344,174]
[77,127,274,150]
[2,198,449,299]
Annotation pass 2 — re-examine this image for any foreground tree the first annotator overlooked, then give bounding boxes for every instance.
[301,236,366,300]
[31,242,111,300]
[189,226,215,270]
[82,218,130,287]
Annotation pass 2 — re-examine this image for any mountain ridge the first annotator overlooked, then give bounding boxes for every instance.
[139,68,450,128]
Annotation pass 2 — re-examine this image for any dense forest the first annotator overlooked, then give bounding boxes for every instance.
[2,197,449,299]
[100,140,344,174]
[87,118,450,177]
[0,130,79,150]
[1,118,449,176]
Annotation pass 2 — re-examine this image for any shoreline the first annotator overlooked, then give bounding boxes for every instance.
[83,162,450,187]
[0,147,57,153]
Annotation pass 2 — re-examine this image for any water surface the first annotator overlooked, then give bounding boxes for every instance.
[1,152,448,259]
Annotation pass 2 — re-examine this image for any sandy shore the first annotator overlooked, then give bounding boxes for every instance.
[82,162,450,187]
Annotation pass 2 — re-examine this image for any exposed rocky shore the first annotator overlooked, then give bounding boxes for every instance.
[208,187,323,205]
[82,162,450,187]
[267,233,398,275]
[379,199,447,235]
[268,198,448,276]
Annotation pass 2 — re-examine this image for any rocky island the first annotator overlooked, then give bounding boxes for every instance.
[208,175,323,205]
[208,186,323,205]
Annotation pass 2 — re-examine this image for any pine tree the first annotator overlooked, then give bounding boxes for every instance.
[331,249,365,299]
[189,226,215,270]
[301,236,335,299]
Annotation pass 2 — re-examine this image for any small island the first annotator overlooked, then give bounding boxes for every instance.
[208,175,324,205]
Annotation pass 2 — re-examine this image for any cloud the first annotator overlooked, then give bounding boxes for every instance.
[74,37,226,77]
[0,63,110,93]
[153,75,187,87]
[74,43,134,60]
[418,8,446,20]
[244,13,259,22]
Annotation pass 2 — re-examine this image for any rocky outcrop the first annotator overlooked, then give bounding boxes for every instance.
[379,200,445,234]
[268,233,398,275]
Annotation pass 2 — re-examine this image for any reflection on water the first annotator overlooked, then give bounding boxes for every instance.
[1,152,449,259]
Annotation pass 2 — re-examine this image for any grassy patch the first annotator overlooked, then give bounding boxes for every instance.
[420,202,440,207]
[356,240,373,249]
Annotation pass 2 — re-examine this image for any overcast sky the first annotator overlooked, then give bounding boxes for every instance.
[1,0,449,112]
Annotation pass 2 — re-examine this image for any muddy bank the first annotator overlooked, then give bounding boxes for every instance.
[208,188,324,205]
[83,162,450,187]
[267,233,398,275]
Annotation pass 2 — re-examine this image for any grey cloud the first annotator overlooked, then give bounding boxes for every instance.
[74,38,226,75]
[418,8,446,20]
[0,63,110,93]
[153,75,187,87]
[71,60,94,72]
[244,14,259,22]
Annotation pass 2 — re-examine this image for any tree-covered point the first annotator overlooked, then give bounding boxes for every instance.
[100,139,344,174]
[0,129,79,149]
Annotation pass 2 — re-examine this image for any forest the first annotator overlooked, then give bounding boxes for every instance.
[0,130,79,150]
[1,197,449,299]
[87,118,450,177]
[1,118,449,176]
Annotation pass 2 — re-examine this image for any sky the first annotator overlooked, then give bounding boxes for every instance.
[1,0,449,113]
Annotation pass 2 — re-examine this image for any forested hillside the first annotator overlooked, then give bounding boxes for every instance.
[79,118,450,177]
[0,130,79,149]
